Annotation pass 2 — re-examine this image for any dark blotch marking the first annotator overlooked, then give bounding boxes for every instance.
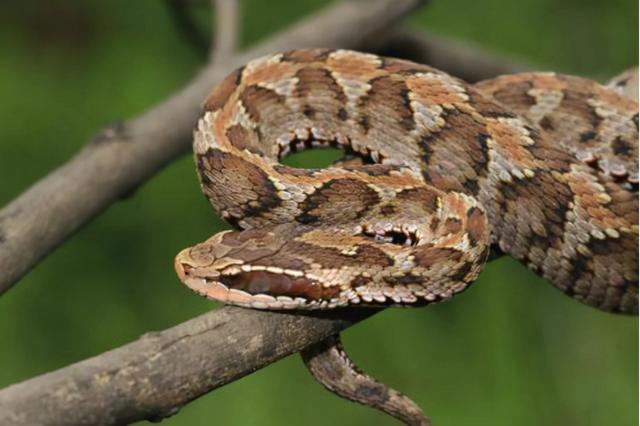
[197,148,280,221]
[282,48,331,63]
[239,85,286,123]
[284,240,387,271]
[350,275,371,288]
[560,91,602,130]
[396,187,439,212]
[539,116,554,130]
[398,87,415,130]
[379,204,396,216]
[562,233,638,311]
[414,247,463,268]
[224,124,262,155]
[444,217,463,235]
[498,169,573,259]
[486,79,536,109]
[359,116,370,133]
[204,67,243,111]
[338,107,348,121]
[360,76,415,132]
[450,261,474,282]
[303,104,316,118]
[294,67,347,105]
[419,107,490,195]
[467,88,515,119]
[383,274,425,286]
[475,133,491,170]
[418,132,434,166]
[612,136,632,156]
[355,245,394,267]
[466,207,487,247]
[579,130,597,142]
[297,178,381,224]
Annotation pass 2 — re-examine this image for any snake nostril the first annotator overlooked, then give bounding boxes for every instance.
[174,260,192,282]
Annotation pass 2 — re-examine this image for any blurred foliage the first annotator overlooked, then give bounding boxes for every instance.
[0,1,637,425]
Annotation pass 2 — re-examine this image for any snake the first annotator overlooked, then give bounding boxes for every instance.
[173,49,638,425]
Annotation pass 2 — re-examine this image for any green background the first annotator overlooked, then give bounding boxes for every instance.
[0,1,637,425]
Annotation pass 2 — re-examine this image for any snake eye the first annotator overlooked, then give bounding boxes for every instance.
[359,224,420,246]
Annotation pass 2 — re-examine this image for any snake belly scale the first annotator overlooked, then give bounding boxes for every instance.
[174,49,638,425]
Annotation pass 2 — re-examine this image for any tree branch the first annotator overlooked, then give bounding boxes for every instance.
[210,0,240,62]
[0,0,426,295]
[0,306,377,425]
[371,27,534,82]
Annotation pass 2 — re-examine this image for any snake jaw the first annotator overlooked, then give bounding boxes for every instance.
[174,235,347,310]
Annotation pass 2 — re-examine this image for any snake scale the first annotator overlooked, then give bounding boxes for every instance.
[174,49,638,425]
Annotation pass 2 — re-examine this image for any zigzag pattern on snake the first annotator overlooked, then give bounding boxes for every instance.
[174,49,638,425]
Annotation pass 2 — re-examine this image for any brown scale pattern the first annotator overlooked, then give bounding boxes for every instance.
[175,50,638,425]
[183,49,637,315]
[296,178,381,224]
[476,72,639,183]
[419,107,491,194]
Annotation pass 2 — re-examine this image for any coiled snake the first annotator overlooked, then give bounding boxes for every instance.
[174,49,638,425]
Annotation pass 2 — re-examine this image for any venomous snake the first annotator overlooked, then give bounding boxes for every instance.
[174,49,638,425]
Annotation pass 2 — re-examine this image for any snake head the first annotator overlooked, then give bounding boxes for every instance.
[174,223,351,310]
[175,192,490,310]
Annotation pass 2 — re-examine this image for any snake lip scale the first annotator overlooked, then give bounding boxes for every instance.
[174,48,638,424]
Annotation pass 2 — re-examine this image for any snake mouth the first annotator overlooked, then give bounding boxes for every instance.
[174,248,347,310]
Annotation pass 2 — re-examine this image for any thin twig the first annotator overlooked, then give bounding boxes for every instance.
[0,0,426,296]
[210,0,239,62]
[0,306,377,425]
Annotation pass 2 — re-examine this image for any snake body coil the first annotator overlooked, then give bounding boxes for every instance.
[174,49,638,425]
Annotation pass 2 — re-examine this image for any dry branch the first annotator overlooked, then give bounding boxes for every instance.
[372,28,534,82]
[0,0,424,295]
[0,307,376,425]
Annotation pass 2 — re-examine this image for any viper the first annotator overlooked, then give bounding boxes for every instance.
[174,49,638,425]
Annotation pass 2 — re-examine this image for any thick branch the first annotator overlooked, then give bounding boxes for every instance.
[0,306,376,425]
[0,0,425,295]
[372,28,534,82]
